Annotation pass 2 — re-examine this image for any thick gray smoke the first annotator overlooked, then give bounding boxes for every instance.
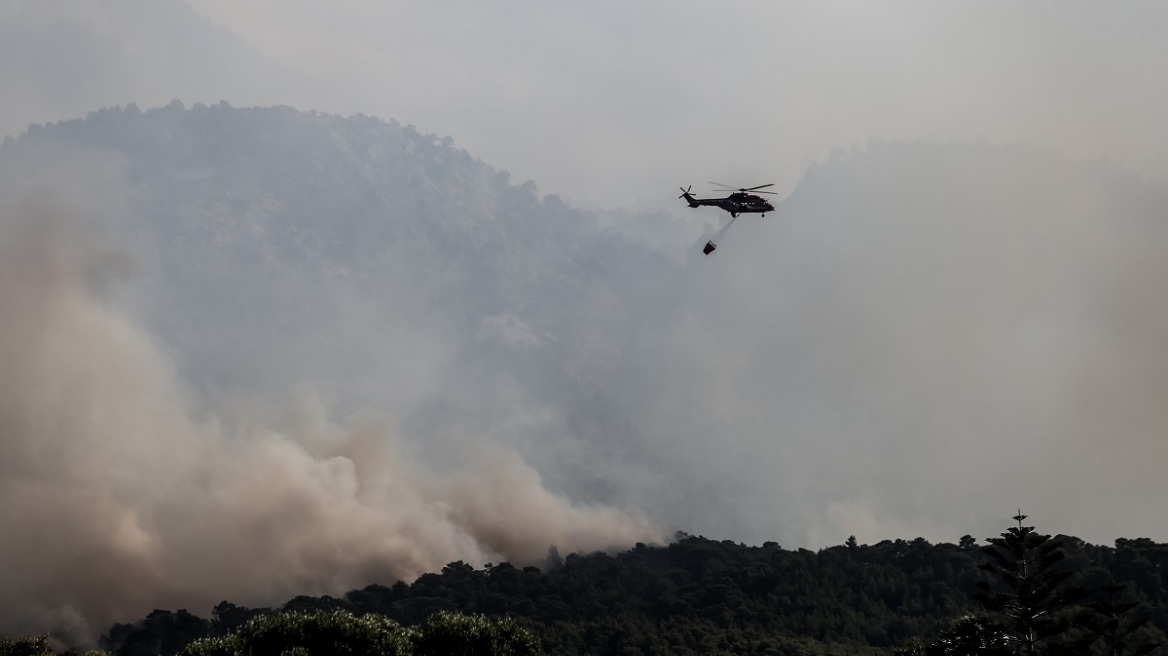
[0,195,661,641]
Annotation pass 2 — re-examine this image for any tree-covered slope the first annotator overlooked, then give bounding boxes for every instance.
[97,533,1168,656]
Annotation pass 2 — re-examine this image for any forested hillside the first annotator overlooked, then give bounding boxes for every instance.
[95,531,1168,656]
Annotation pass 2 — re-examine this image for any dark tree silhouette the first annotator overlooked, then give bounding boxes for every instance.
[975,511,1090,655]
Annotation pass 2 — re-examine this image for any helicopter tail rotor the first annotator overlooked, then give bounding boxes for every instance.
[678,185,693,198]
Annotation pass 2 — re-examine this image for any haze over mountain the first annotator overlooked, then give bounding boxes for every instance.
[4,103,1168,641]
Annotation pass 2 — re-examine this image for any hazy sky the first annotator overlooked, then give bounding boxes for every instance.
[183,0,1168,208]
[4,1,1168,207]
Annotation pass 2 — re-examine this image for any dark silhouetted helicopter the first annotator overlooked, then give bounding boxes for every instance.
[679,182,776,254]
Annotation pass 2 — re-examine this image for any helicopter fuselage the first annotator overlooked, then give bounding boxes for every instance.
[680,191,774,218]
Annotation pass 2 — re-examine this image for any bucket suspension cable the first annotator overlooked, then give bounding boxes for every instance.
[711,214,739,243]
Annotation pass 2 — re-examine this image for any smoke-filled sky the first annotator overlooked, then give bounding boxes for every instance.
[4,0,1168,642]
[169,1,1168,207]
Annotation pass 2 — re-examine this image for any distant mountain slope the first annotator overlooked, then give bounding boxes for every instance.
[5,108,1168,551]
[1,102,672,403]
[5,105,1168,642]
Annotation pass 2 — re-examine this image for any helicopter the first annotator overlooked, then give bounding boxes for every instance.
[679,182,777,254]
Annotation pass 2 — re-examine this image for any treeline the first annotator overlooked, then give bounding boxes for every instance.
[96,535,972,656]
[85,521,1168,655]
[9,521,1168,655]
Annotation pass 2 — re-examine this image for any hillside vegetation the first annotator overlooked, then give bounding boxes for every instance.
[89,528,1168,656]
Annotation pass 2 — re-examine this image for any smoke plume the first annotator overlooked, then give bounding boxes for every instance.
[0,195,661,641]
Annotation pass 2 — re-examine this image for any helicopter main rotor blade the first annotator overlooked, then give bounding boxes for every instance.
[709,182,777,194]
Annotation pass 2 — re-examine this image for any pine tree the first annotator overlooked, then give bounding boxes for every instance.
[974,511,1089,655]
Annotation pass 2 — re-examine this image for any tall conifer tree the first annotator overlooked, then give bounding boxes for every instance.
[975,511,1089,655]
